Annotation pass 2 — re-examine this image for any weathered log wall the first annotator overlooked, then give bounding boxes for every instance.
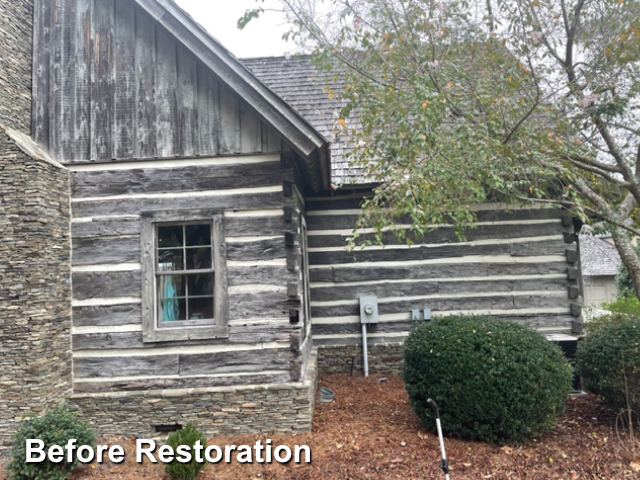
[307,192,581,351]
[32,0,282,163]
[69,153,309,393]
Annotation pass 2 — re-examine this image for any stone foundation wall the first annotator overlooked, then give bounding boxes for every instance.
[0,130,72,453]
[0,0,33,133]
[317,343,405,376]
[70,351,318,439]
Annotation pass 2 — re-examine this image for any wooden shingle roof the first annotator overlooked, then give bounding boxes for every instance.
[242,55,365,184]
[579,235,621,277]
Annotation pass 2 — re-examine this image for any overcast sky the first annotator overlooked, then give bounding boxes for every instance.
[174,0,297,58]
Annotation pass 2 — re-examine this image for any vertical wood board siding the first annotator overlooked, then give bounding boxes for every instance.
[34,0,283,162]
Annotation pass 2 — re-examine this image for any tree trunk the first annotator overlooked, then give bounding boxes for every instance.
[611,227,640,300]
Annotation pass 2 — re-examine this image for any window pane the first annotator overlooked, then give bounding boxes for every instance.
[186,247,212,270]
[157,275,185,298]
[158,297,186,322]
[157,249,184,271]
[186,224,211,246]
[188,273,214,296]
[158,225,183,248]
[189,297,214,320]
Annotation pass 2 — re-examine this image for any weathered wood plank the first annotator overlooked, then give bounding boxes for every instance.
[310,293,569,318]
[49,0,63,156]
[261,124,281,152]
[307,222,563,248]
[178,348,294,376]
[134,6,156,159]
[226,238,286,262]
[72,324,299,350]
[72,270,141,300]
[311,277,570,301]
[227,265,296,286]
[73,372,291,393]
[218,84,240,154]
[176,44,198,156]
[73,0,92,160]
[155,27,179,157]
[72,191,290,218]
[113,0,135,159]
[71,161,290,198]
[32,0,52,148]
[240,100,261,153]
[228,292,297,320]
[74,354,179,378]
[306,209,564,230]
[72,236,140,265]
[196,64,219,156]
[72,218,140,238]
[73,304,142,327]
[90,0,115,160]
[60,0,76,157]
[308,240,566,265]
[309,262,571,283]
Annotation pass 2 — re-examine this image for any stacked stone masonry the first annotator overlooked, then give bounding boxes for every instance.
[0,0,33,133]
[317,343,405,376]
[0,131,72,452]
[70,352,318,439]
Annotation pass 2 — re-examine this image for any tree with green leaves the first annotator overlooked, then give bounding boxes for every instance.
[242,0,640,296]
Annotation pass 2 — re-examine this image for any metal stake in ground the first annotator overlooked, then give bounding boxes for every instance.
[427,398,450,480]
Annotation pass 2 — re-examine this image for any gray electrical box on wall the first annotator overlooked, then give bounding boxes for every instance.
[359,296,379,324]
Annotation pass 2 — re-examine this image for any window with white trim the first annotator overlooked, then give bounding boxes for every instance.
[141,210,228,343]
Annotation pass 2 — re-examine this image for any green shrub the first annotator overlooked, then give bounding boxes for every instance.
[576,318,640,414]
[164,423,207,480]
[602,295,640,316]
[403,315,573,444]
[585,312,638,333]
[7,403,95,480]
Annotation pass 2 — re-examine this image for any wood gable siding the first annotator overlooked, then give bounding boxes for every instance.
[33,0,282,163]
[307,193,581,346]
[69,153,309,393]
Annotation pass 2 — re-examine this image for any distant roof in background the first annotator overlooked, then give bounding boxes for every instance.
[242,55,365,185]
[580,235,621,277]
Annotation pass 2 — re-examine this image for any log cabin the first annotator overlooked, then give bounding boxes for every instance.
[0,0,582,448]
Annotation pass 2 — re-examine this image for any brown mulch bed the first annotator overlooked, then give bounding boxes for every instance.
[2,374,639,479]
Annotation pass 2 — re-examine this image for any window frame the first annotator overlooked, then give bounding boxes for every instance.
[141,209,229,343]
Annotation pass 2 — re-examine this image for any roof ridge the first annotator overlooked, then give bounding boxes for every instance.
[241,54,313,62]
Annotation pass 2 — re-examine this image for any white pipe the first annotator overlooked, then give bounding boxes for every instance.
[435,417,450,480]
[361,323,369,377]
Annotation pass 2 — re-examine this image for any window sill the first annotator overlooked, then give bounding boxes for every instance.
[142,325,230,343]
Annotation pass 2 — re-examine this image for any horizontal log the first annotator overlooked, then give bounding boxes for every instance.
[73,271,141,300]
[310,277,570,302]
[309,240,566,265]
[72,236,140,265]
[307,222,562,248]
[74,354,179,379]
[309,261,571,283]
[71,162,291,198]
[71,191,290,217]
[228,292,299,320]
[311,293,569,318]
[73,371,292,393]
[226,238,286,261]
[73,304,142,327]
[72,324,300,350]
[178,348,294,376]
[306,207,563,228]
[72,215,291,239]
[227,265,296,286]
[72,218,140,238]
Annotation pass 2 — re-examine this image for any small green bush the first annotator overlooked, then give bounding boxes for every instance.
[403,315,573,444]
[602,296,640,316]
[164,423,207,480]
[7,403,95,480]
[576,318,640,414]
[585,312,638,333]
